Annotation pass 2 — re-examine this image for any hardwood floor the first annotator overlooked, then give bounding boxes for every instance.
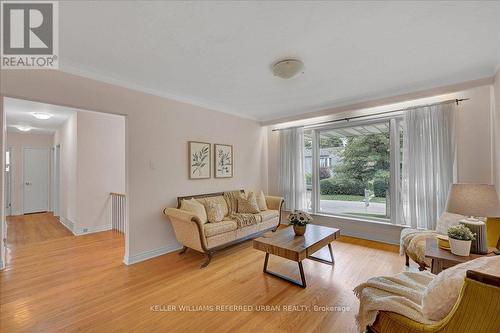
[6,212,73,247]
[1,213,405,333]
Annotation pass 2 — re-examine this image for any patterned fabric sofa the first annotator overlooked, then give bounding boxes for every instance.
[163,190,284,268]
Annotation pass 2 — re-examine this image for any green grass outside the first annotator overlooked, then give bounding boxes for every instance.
[320,194,386,203]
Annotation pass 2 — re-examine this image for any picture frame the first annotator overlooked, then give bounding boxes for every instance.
[214,144,233,178]
[188,141,211,179]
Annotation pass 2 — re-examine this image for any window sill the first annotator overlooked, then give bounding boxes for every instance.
[308,212,408,229]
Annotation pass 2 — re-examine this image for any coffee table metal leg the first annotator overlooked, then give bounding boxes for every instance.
[262,253,306,288]
[328,243,335,264]
[307,243,335,266]
[298,261,306,288]
[263,252,269,272]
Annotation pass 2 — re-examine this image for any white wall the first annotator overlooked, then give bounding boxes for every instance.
[76,111,125,232]
[6,132,54,216]
[53,111,126,234]
[454,85,493,183]
[0,69,269,265]
[493,70,500,200]
[54,114,78,229]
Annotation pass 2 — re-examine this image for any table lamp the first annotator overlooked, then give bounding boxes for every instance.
[445,184,499,254]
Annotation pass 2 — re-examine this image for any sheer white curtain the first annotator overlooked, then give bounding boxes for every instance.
[279,127,307,211]
[401,103,456,229]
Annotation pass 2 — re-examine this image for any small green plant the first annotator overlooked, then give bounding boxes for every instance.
[288,210,313,226]
[447,225,476,241]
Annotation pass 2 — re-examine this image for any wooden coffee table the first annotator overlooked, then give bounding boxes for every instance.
[425,238,494,274]
[253,225,340,288]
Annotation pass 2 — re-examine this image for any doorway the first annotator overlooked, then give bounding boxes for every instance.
[5,147,12,217]
[52,145,61,217]
[23,148,50,214]
[1,96,127,268]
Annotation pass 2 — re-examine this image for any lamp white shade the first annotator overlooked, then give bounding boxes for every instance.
[445,184,499,217]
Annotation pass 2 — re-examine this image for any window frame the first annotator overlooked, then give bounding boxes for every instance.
[307,114,404,224]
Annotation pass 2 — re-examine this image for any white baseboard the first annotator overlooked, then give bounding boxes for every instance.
[58,217,75,234]
[123,244,182,265]
[58,216,113,236]
[73,224,112,236]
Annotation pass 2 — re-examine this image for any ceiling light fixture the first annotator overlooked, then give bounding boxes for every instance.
[271,58,304,79]
[15,125,32,132]
[32,112,53,120]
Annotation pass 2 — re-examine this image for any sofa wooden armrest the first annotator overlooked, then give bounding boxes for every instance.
[368,270,500,333]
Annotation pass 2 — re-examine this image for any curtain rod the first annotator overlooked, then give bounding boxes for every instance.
[271,98,470,132]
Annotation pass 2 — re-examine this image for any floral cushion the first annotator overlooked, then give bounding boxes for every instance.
[197,196,229,217]
[237,192,260,214]
[204,220,237,237]
[204,201,225,223]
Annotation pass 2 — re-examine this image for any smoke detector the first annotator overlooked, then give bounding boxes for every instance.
[271,58,304,79]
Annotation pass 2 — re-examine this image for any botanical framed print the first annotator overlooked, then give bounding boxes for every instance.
[188,141,211,179]
[214,144,233,178]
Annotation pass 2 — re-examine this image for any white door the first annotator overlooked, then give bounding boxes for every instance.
[23,148,50,214]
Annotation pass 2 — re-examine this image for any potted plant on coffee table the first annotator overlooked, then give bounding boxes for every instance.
[288,210,313,236]
[447,224,476,256]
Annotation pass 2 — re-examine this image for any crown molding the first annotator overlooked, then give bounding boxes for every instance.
[56,61,497,126]
[59,61,258,122]
[262,76,495,126]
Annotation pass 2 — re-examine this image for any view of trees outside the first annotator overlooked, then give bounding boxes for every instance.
[304,123,391,220]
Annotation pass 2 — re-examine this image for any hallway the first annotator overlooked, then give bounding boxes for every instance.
[1,213,124,332]
[6,213,73,247]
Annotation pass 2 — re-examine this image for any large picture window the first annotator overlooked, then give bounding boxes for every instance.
[304,117,403,224]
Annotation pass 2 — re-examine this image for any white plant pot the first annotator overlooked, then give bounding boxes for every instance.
[449,238,472,256]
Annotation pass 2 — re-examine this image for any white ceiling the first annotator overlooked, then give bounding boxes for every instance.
[5,98,76,134]
[59,1,500,122]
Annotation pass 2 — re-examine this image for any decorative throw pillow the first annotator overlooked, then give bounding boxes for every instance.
[237,192,260,214]
[204,201,225,223]
[197,196,229,217]
[180,198,208,224]
[435,212,466,235]
[256,190,268,211]
[422,256,500,321]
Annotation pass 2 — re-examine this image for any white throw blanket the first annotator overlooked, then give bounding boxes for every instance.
[400,228,436,265]
[353,270,437,332]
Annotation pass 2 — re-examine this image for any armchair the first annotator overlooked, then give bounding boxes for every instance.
[368,270,500,333]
